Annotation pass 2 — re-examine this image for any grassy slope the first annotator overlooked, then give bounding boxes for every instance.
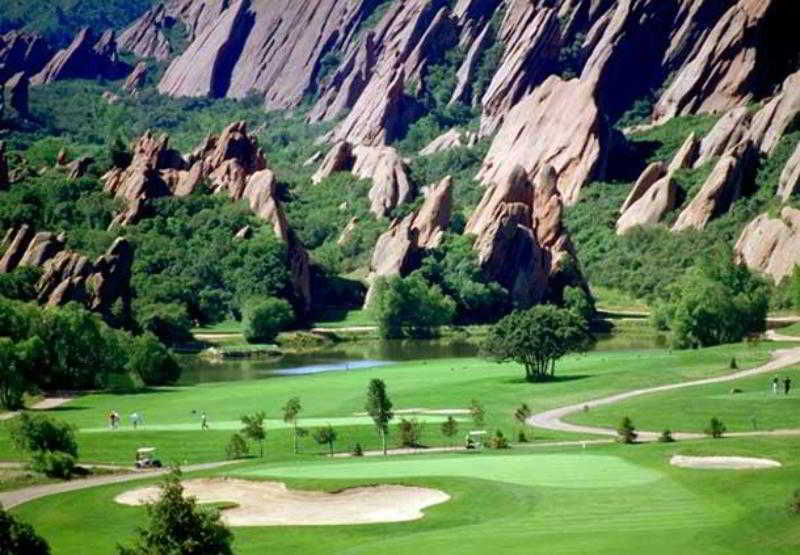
[11,437,800,554]
[0,342,782,465]
[568,364,800,433]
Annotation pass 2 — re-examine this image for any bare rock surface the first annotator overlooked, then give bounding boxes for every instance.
[777,142,800,203]
[312,142,354,184]
[617,177,678,235]
[123,62,149,95]
[620,162,667,214]
[31,28,129,85]
[0,30,52,82]
[673,141,755,232]
[747,70,800,155]
[419,129,477,156]
[466,165,586,306]
[477,76,608,206]
[118,3,173,61]
[735,207,800,283]
[695,107,752,168]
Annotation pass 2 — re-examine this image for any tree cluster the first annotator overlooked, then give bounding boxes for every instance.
[9,412,78,478]
[371,275,456,339]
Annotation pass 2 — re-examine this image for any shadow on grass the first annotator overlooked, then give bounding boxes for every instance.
[502,374,592,385]
[106,387,184,396]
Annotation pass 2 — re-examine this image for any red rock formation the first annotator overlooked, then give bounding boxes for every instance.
[312,141,354,184]
[620,162,667,214]
[747,70,800,155]
[123,62,149,95]
[735,207,800,283]
[419,128,477,156]
[778,143,800,203]
[31,28,129,85]
[673,141,755,232]
[695,107,752,168]
[477,75,608,206]
[466,165,585,306]
[118,3,173,61]
[0,30,52,82]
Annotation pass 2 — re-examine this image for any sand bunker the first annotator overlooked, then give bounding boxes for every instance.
[670,455,781,470]
[115,478,449,526]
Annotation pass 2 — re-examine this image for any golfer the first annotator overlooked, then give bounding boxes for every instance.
[201,412,209,430]
[784,377,792,395]
[772,377,779,395]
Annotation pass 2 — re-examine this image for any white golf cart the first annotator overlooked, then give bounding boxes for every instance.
[465,430,487,450]
[134,447,162,469]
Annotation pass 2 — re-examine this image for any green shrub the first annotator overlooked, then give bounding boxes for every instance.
[517,431,529,443]
[398,418,422,448]
[705,417,726,439]
[243,297,295,344]
[31,450,76,479]
[126,333,182,386]
[789,489,800,515]
[489,430,509,449]
[617,417,637,444]
[658,429,675,443]
[352,443,364,457]
[225,433,249,460]
[372,275,456,339]
[0,504,50,555]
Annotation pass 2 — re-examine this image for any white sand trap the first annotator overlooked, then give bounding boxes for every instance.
[115,478,449,526]
[670,455,781,470]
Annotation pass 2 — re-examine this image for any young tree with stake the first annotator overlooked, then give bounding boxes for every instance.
[282,397,302,454]
[366,379,393,455]
[240,412,266,457]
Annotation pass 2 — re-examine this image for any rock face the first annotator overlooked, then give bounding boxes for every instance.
[365,176,453,304]
[465,165,586,306]
[118,3,174,61]
[0,226,133,319]
[31,28,129,85]
[747,69,800,155]
[695,107,752,167]
[313,141,414,217]
[102,123,312,313]
[735,207,800,283]
[123,62,149,95]
[477,76,608,205]
[419,128,478,156]
[4,72,29,116]
[0,30,52,82]
[620,162,667,214]
[777,143,800,202]
[673,141,755,232]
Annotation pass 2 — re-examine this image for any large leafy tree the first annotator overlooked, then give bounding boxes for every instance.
[243,297,294,344]
[371,275,456,339]
[0,504,50,555]
[126,333,182,386]
[118,469,233,555]
[365,379,394,455]
[484,305,593,382]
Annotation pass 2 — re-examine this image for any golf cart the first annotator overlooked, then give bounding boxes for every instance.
[465,430,487,450]
[134,447,162,469]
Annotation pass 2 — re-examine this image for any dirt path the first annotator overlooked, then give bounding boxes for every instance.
[766,329,800,342]
[0,397,76,421]
[0,461,237,510]
[527,346,800,441]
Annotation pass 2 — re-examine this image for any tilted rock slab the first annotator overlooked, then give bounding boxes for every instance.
[31,28,129,85]
[419,128,478,156]
[747,69,800,156]
[735,207,800,283]
[673,141,755,232]
[118,3,173,61]
[123,62,149,95]
[0,30,52,82]
[477,75,608,206]
[695,107,752,168]
[777,142,800,202]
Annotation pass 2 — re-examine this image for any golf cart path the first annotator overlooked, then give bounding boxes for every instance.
[0,397,76,421]
[527,345,800,441]
[0,461,236,510]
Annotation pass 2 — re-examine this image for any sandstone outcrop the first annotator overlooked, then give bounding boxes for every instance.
[673,141,755,232]
[695,107,751,168]
[365,176,452,304]
[777,143,800,203]
[735,208,800,283]
[118,3,174,61]
[477,76,608,205]
[31,28,129,85]
[466,165,586,306]
[746,70,800,155]
[0,30,52,82]
[419,129,478,156]
[313,141,414,217]
[0,226,133,318]
[620,162,667,214]
[654,0,777,122]
[123,62,149,95]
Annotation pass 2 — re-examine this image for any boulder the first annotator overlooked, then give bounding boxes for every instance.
[123,62,149,95]
[695,107,751,167]
[747,70,800,155]
[735,207,800,283]
[477,75,608,206]
[777,142,800,202]
[620,162,667,214]
[66,156,94,179]
[31,28,129,85]
[673,141,755,232]
[234,225,253,240]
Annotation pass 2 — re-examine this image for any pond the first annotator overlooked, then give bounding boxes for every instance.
[178,327,666,385]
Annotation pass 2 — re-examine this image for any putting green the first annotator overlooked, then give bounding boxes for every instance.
[235,453,663,489]
[79,415,467,433]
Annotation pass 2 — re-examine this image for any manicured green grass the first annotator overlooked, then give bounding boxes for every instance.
[312,308,377,329]
[11,437,800,554]
[192,320,244,334]
[777,322,800,337]
[0,343,784,465]
[569,365,800,434]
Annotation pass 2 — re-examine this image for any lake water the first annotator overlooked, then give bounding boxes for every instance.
[178,329,665,385]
